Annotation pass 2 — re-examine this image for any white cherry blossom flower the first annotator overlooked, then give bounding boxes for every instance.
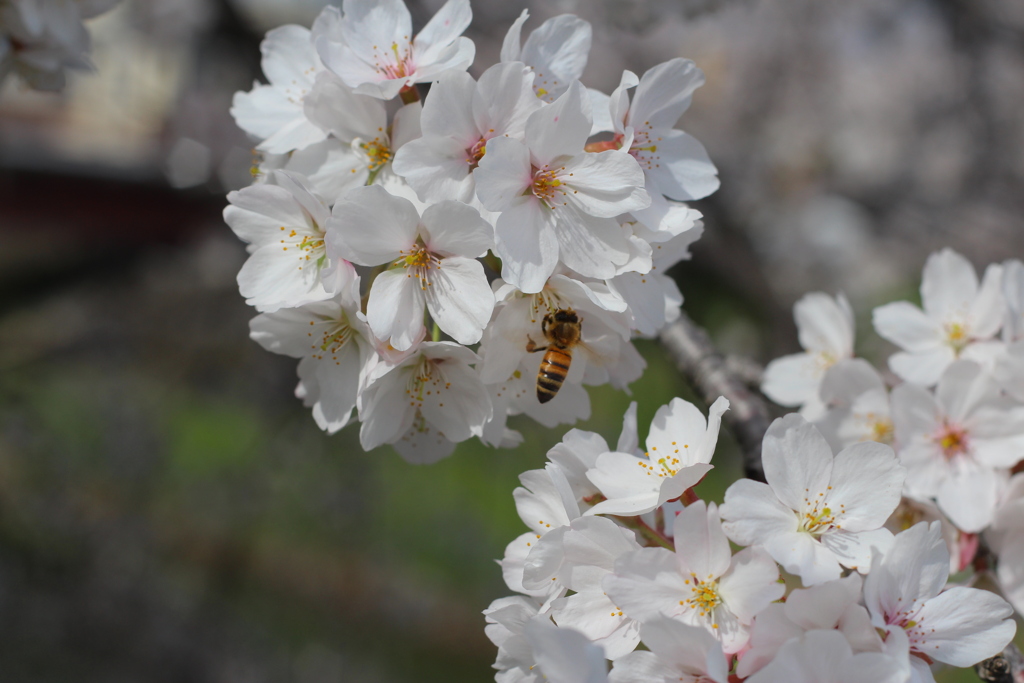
[391,62,543,204]
[890,359,1024,532]
[1002,259,1024,341]
[314,0,474,101]
[608,617,728,683]
[326,185,494,350]
[500,11,591,102]
[864,521,1017,683]
[605,58,720,220]
[720,414,905,585]
[604,500,783,654]
[277,73,422,201]
[231,25,330,154]
[817,358,893,451]
[745,629,909,683]
[736,574,887,678]
[358,341,491,463]
[484,596,545,682]
[524,619,610,683]
[543,516,643,659]
[762,292,855,420]
[249,287,372,433]
[474,81,650,292]
[873,248,1004,386]
[586,397,728,517]
[224,171,352,312]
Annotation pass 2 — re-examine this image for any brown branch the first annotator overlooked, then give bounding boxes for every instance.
[975,643,1024,683]
[659,311,771,482]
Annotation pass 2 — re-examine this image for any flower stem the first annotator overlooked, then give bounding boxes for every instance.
[431,322,441,342]
[399,85,421,105]
[613,515,674,550]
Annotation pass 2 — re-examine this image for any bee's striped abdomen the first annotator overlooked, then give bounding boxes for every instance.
[537,346,573,404]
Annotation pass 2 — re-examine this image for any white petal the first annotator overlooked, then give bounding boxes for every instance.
[520,14,592,90]
[425,256,494,344]
[628,58,704,132]
[819,528,894,573]
[645,398,708,464]
[673,501,732,580]
[913,586,1015,666]
[720,479,797,547]
[553,207,630,281]
[647,129,719,201]
[303,70,387,142]
[795,292,854,357]
[412,0,472,63]
[718,546,784,622]
[562,150,650,218]
[392,136,475,203]
[761,353,821,407]
[500,9,528,62]
[494,196,560,294]
[765,530,842,586]
[366,269,425,351]
[828,441,905,531]
[475,61,545,139]
[761,414,835,512]
[474,136,533,212]
[872,301,942,352]
[326,185,420,265]
[525,81,591,165]
[921,248,979,321]
[420,200,494,257]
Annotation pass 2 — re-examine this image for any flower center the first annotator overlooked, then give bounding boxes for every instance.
[373,41,413,80]
[466,137,487,169]
[531,166,566,207]
[394,244,441,290]
[278,225,325,272]
[358,136,393,172]
[935,422,969,459]
[681,574,722,625]
[801,505,837,534]
[866,414,894,444]
[944,321,969,353]
[629,126,663,172]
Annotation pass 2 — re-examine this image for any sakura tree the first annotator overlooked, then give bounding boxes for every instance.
[224,1,1023,681]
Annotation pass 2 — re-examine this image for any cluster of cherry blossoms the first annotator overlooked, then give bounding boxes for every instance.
[0,0,118,91]
[226,0,717,463]
[760,248,1024,618]
[487,396,1018,683]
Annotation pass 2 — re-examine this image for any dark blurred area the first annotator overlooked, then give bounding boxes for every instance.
[1,0,1022,681]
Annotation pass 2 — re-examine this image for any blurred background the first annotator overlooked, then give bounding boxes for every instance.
[1,0,1022,680]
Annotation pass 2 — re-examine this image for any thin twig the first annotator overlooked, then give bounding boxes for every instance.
[975,643,1024,683]
[659,311,771,482]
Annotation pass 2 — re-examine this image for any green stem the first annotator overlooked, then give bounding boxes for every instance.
[612,515,674,550]
[431,322,441,342]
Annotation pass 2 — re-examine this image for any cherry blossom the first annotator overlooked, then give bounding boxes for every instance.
[720,414,905,585]
[474,81,650,292]
[761,292,855,420]
[817,358,893,450]
[744,629,909,683]
[608,617,729,683]
[314,0,474,101]
[873,248,1004,386]
[864,522,1016,682]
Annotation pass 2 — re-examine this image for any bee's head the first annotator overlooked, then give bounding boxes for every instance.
[552,309,578,323]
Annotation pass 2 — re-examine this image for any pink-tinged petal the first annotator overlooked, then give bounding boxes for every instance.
[231,84,301,141]
[521,14,592,88]
[391,136,475,203]
[420,200,493,257]
[820,528,893,573]
[761,353,821,407]
[525,81,591,165]
[237,244,329,312]
[424,256,493,345]
[872,301,942,352]
[366,269,424,351]
[475,136,533,212]
[493,196,560,294]
[719,546,784,623]
[863,522,949,625]
[766,530,842,586]
[499,9,528,62]
[303,71,387,142]
[784,574,863,630]
[921,248,979,320]
[828,441,905,530]
[609,650,678,683]
[604,547,686,622]
[521,526,567,590]
[628,58,704,132]
[673,501,732,580]
[720,479,797,546]
[475,61,543,138]
[326,185,420,265]
[888,347,954,387]
[761,414,834,512]
[970,263,1005,338]
[260,25,319,88]
[890,382,941,442]
[418,69,476,142]
[359,368,417,449]
[913,586,1016,666]
[935,465,999,532]
[795,292,854,357]
[412,0,471,61]
[553,207,630,281]
[646,397,708,464]
[561,149,649,217]
[647,129,719,201]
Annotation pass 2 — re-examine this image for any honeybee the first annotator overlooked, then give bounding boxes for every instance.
[526,308,582,404]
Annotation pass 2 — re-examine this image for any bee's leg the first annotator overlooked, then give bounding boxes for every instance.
[526,337,547,353]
